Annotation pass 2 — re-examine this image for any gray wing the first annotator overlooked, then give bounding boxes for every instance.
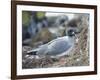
[47,39,72,56]
[37,44,48,55]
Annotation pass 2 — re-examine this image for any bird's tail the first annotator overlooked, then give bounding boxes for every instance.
[26,48,39,55]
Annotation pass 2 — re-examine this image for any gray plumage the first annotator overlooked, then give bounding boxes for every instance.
[27,35,75,58]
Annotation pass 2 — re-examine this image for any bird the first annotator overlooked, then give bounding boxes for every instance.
[26,28,80,59]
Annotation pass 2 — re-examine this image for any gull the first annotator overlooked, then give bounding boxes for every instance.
[27,29,80,58]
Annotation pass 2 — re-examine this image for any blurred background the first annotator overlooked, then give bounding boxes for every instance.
[22,11,75,46]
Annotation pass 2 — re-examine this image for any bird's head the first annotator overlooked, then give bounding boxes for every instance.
[67,28,81,37]
[67,29,76,37]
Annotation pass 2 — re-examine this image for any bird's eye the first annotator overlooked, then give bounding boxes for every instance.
[67,29,76,37]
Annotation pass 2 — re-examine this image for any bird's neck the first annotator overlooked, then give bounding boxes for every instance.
[68,36,75,41]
